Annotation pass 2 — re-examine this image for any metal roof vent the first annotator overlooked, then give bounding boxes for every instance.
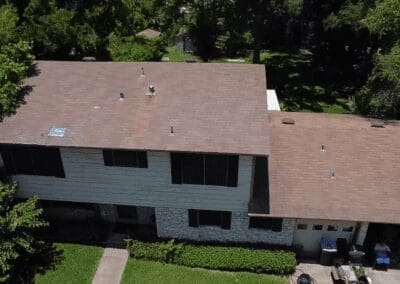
[282,117,295,125]
[320,144,326,153]
[330,172,336,180]
[169,126,175,136]
[371,120,385,128]
[82,56,96,62]
[48,127,66,137]
[140,67,145,78]
[146,85,156,96]
[119,92,125,100]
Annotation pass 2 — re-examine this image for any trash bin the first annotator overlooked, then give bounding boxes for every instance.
[320,248,337,265]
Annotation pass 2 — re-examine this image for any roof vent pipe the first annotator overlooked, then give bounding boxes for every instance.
[119,92,125,100]
[371,120,385,128]
[282,117,295,125]
[149,85,156,93]
[141,67,145,78]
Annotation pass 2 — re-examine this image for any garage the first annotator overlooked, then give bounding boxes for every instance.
[293,219,357,255]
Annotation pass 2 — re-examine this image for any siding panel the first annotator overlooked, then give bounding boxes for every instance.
[13,148,253,211]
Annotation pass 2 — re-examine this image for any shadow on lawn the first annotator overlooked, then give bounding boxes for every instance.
[10,241,64,284]
[262,51,352,114]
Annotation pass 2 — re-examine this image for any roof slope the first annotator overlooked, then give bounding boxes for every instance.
[0,61,269,155]
[136,29,161,39]
[269,112,400,224]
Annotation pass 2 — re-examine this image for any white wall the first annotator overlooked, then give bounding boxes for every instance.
[293,219,357,254]
[13,148,253,212]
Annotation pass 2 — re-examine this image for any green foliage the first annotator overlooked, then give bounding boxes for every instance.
[177,245,296,275]
[126,239,183,263]
[364,0,400,38]
[20,0,76,58]
[323,1,369,31]
[0,41,34,120]
[0,182,62,283]
[0,5,18,46]
[126,238,296,275]
[108,35,166,61]
[355,44,400,118]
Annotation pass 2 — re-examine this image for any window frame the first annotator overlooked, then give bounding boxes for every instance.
[103,149,148,168]
[188,209,231,230]
[0,145,65,178]
[171,153,238,187]
[249,217,283,232]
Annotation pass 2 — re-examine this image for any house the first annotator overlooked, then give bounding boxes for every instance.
[175,31,197,53]
[0,61,399,256]
[136,29,161,40]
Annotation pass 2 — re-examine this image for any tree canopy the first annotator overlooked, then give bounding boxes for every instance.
[0,182,62,283]
[0,0,399,117]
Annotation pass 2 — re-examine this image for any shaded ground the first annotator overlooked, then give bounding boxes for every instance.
[261,51,353,114]
[121,259,288,284]
[35,243,104,284]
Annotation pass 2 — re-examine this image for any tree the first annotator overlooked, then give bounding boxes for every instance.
[354,0,400,118]
[19,0,77,58]
[364,0,400,40]
[108,34,166,61]
[188,0,226,61]
[0,182,62,283]
[0,41,34,121]
[236,0,288,63]
[0,5,18,46]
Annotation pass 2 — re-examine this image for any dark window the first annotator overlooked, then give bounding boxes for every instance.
[313,224,323,231]
[188,209,231,229]
[249,217,283,232]
[297,224,308,230]
[342,226,354,232]
[103,150,148,168]
[327,225,338,231]
[182,153,204,184]
[171,153,238,187]
[116,205,138,220]
[0,145,65,177]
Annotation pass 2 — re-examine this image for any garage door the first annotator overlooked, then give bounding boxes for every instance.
[293,219,356,254]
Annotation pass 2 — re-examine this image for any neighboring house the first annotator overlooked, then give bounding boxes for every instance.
[175,31,197,53]
[136,29,161,40]
[0,61,399,256]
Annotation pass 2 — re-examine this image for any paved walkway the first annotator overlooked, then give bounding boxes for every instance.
[92,234,129,284]
[291,262,400,284]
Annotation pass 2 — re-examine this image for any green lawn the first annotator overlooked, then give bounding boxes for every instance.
[121,259,288,284]
[35,243,104,284]
[164,47,201,62]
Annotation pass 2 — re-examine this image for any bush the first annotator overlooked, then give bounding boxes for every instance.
[125,239,183,263]
[126,239,296,275]
[108,35,166,61]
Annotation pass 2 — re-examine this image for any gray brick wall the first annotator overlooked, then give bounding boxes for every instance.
[156,207,295,245]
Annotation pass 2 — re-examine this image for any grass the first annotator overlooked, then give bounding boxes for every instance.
[121,259,288,284]
[35,243,104,284]
[164,47,201,62]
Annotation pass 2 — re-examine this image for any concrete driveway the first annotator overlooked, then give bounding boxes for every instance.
[291,262,400,284]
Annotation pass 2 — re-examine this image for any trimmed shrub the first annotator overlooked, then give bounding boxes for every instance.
[126,239,183,263]
[125,239,296,275]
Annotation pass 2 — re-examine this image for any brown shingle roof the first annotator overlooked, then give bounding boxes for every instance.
[0,61,270,155]
[136,29,161,39]
[269,112,400,224]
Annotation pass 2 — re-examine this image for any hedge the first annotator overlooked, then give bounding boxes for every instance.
[125,239,296,275]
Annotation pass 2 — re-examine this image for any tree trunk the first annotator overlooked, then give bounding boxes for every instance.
[252,39,261,63]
